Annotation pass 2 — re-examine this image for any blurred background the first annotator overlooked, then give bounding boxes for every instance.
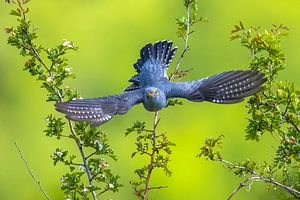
[0,0,299,199]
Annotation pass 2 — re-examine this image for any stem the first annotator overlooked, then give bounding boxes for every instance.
[143,112,159,200]
[68,121,98,200]
[169,4,191,80]
[14,142,51,200]
[216,159,300,199]
[19,5,97,198]
[227,175,255,200]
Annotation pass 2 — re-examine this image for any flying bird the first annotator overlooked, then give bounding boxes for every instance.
[55,41,266,126]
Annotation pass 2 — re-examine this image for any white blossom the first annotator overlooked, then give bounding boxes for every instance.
[56,151,63,157]
[93,140,103,151]
[79,165,85,171]
[63,39,74,49]
[61,176,67,183]
[46,77,53,83]
[65,67,72,73]
[108,183,114,189]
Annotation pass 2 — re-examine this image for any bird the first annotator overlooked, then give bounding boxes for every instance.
[55,40,266,126]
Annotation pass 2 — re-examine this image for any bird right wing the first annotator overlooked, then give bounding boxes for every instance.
[166,70,266,104]
[55,89,143,126]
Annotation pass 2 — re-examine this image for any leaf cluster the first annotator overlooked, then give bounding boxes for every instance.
[176,0,207,38]
[126,121,175,198]
[6,1,122,199]
[199,23,299,199]
[197,135,223,160]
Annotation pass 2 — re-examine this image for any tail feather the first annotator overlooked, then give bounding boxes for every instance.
[138,40,177,70]
[194,70,266,104]
[126,40,178,92]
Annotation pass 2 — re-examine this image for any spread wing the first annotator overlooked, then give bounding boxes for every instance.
[166,70,266,104]
[55,89,143,126]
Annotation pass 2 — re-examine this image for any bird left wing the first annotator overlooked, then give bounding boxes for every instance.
[55,89,143,126]
[166,70,266,104]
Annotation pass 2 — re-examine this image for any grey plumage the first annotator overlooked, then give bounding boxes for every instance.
[55,40,266,126]
[55,90,143,126]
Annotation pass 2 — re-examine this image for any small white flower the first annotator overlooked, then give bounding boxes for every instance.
[56,151,63,157]
[100,174,106,179]
[99,159,109,169]
[65,67,72,73]
[108,183,114,189]
[79,166,85,171]
[46,77,53,83]
[63,39,74,49]
[93,140,103,151]
[61,176,67,183]
[82,187,89,193]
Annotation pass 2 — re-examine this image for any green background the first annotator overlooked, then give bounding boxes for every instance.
[0,0,299,199]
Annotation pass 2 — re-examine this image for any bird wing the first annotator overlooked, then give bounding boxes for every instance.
[55,89,143,126]
[125,40,177,91]
[166,70,266,104]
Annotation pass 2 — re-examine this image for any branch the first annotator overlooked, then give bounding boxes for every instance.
[97,188,109,196]
[143,111,159,200]
[262,93,300,134]
[169,4,191,80]
[227,175,255,200]
[18,5,97,199]
[147,185,168,191]
[14,142,51,200]
[216,159,300,199]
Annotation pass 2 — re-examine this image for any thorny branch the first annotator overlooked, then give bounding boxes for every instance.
[140,4,194,199]
[17,3,98,199]
[143,111,159,200]
[140,3,194,199]
[14,142,51,200]
[169,4,191,81]
[216,159,300,199]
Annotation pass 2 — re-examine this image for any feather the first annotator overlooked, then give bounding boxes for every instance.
[55,90,143,126]
[166,70,266,104]
[126,40,178,92]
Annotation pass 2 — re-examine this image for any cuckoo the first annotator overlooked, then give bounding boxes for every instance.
[55,41,266,126]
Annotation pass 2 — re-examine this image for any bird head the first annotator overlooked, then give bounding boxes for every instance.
[143,87,167,111]
[145,87,159,98]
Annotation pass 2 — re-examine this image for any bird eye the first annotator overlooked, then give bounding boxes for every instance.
[154,90,158,94]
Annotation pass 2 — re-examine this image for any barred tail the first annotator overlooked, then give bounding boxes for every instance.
[133,40,178,73]
[193,70,266,104]
[125,40,178,92]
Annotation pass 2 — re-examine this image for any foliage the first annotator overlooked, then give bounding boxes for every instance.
[6,1,122,199]
[126,120,175,199]
[176,0,208,38]
[199,23,300,199]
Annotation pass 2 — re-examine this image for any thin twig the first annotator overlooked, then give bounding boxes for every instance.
[143,111,159,200]
[67,121,98,200]
[216,158,300,199]
[227,175,255,200]
[147,186,168,191]
[169,5,191,80]
[86,151,97,159]
[97,188,109,196]
[19,5,98,199]
[14,142,51,200]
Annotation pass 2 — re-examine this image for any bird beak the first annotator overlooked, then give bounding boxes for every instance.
[147,92,155,97]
